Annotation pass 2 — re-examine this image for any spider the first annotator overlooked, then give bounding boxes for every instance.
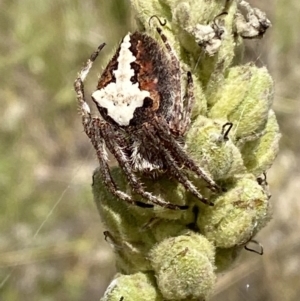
[74,20,220,210]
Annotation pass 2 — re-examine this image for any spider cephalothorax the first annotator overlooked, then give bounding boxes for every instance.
[74,24,220,210]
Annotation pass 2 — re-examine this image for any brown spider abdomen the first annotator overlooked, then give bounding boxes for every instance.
[92,32,176,127]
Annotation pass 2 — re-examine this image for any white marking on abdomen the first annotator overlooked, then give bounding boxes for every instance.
[92,34,150,126]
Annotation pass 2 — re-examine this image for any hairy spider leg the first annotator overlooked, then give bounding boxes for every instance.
[74,43,106,123]
[153,117,221,193]
[178,71,196,135]
[100,122,188,210]
[162,149,213,206]
[144,123,213,206]
[154,27,196,136]
[154,26,183,132]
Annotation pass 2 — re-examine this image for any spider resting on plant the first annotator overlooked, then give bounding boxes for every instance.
[74,21,220,210]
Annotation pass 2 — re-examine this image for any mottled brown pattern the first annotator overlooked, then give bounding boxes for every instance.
[134,37,161,112]
[96,47,120,89]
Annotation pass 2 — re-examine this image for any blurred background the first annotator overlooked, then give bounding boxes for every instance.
[0,0,299,300]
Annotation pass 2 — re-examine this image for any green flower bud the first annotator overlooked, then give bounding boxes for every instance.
[241,110,281,176]
[208,64,274,140]
[100,272,163,301]
[186,116,246,180]
[169,1,238,88]
[149,231,216,300]
[204,28,237,99]
[130,0,166,28]
[197,175,271,248]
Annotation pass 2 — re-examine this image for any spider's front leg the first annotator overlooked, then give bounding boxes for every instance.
[178,71,195,135]
[152,22,194,136]
[167,70,196,136]
[153,26,183,133]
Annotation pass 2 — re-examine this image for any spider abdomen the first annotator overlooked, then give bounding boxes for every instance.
[92,32,175,127]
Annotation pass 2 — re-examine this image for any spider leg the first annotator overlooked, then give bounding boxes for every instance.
[154,26,183,132]
[144,125,213,206]
[100,123,188,210]
[163,149,214,206]
[153,117,221,192]
[86,118,153,209]
[74,43,106,124]
[178,71,195,135]
[154,25,195,136]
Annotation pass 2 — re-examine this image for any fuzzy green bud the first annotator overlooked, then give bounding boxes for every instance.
[241,110,281,176]
[100,272,164,301]
[186,116,246,180]
[208,64,274,139]
[197,175,271,248]
[149,231,216,300]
